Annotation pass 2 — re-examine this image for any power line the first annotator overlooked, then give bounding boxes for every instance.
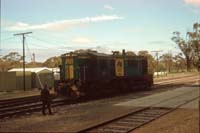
[25,42,33,62]
[28,42,52,49]
[27,41,68,51]
[28,36,63,46]
[0,37,15,42]
[27,36,74,51]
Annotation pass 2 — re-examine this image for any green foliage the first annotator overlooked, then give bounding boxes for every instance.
[26,62,43,68]
[2,52,22,62]
[187,23,200,68]
[172,22,200,71]
[0,52,23,70]
[160,53,173,72]
[43,56,61,68]
[0,52,61,71]
[138,50,155,74]
[126,51,136,56]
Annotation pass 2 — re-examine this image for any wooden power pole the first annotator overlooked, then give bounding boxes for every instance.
[14,32,32,91]
[151,50,163,78]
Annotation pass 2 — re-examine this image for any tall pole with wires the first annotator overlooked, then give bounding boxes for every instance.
[14,32,32,91]
[151,50,163,78]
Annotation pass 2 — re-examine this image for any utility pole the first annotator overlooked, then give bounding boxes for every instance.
[151,50,163,78]
[14,32,32,91]
[168,50,172,73]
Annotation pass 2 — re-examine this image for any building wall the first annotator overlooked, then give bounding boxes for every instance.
[16,72,32,90]
[35,71,54,89]
[2,68,55,91]
[0,72,16,91]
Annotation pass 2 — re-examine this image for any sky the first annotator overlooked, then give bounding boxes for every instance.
[1,0,200,62]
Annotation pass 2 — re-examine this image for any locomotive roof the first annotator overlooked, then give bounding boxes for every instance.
[62,51,109,57]
[62,51,147,59]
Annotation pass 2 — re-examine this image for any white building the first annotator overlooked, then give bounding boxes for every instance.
[9,67,54,89]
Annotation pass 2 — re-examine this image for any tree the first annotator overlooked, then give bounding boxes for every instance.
[126,51,136,56]
[26,62,43,68]
[173,53,186,72]
[172,31,193,72]
[187,22,200,68]
[43,56,61,68]
[138,50,155,74]
[172,22,200,71]
[1,52,23,70]
[160,53,173,72]
[2,52,23,62]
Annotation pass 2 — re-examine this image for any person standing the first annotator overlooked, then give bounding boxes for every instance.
[41,84,53,115]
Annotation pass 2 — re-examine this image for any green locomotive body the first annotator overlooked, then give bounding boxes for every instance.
[56,50,153,98]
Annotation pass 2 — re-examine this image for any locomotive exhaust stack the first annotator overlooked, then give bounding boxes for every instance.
[122,49,126,55]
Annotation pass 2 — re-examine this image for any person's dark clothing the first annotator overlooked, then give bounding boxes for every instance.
[41,88,52,115]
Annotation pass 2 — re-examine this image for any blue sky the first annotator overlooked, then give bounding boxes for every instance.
[1,0,200,62]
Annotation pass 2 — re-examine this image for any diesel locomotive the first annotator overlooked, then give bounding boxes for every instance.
[56,50,153,99]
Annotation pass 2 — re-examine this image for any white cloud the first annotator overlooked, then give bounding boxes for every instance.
[191,8,200,14]
[184,0,200,6]
[1,19,13,27]
[8,15,123,31]
[104,5,114,10]
[183,0,200,15]
[72,37,92,44]
[183,0,200,14]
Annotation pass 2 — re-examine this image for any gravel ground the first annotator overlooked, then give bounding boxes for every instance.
[0,86,199,132]
[132,109,199,133]
[132,98,200,133]
[0,87,174,132]
[0,92,145,132]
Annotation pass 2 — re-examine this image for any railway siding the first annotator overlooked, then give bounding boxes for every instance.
[0,85,199,132]
[77,86,199,132]
[114,86,198,108]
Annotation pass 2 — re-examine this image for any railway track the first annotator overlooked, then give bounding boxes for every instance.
[0,74,198,119]
[0,95,70,119]
[0,95,44,109]
[77,89,199,133]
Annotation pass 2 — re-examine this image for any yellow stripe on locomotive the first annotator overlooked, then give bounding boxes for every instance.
[65,58,74,80]
[115,58,124,77]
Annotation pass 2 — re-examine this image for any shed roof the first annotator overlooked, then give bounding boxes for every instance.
[9,67,52,73]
